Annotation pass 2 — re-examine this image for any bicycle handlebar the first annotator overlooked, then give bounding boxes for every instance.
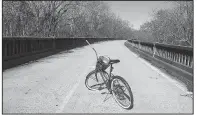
[86,40,98,60]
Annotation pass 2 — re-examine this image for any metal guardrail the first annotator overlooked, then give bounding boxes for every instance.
[2,37,114,70]
[127,40,193,75]
[2,37,113,62]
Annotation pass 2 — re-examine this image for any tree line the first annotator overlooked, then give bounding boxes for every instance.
[3,1,134,39]
[135,1,193,47]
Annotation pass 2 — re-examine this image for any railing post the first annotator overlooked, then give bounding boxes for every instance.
[191,57,193,68]
[187,56,190,67]
[153,44,157,58]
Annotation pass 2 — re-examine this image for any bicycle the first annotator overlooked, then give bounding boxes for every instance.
[85,40,134,110]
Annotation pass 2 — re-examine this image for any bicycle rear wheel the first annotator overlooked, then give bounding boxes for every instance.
[111,76,134,109]
[85,70,109,91]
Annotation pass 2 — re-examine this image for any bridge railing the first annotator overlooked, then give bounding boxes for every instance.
[126,40,193,91]
[3,38,54,61]
[3,37,112,61]
[127,40,193,74]
[2,37,113,69]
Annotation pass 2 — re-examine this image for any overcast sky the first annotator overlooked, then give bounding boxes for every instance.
[105,1,176,30]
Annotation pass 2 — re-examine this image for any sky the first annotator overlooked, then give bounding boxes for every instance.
[105,1,176,30]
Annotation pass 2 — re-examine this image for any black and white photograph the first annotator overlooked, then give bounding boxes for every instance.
[2,0,194,114]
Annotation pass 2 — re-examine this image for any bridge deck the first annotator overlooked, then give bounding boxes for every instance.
[3,40,192,113]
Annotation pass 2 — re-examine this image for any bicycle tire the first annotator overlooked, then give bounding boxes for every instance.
[111,76,134,109]
[85,70,109,91]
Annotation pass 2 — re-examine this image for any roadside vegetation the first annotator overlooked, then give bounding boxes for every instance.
[134,1,193,47]
[3,1,134,39]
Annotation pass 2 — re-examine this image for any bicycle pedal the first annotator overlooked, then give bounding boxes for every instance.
[101,92,111,94]
[101,92,108,94]
[101,92,106,94]
[98,87,105,91]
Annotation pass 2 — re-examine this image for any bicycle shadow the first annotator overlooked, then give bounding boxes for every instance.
[99,87,134,110]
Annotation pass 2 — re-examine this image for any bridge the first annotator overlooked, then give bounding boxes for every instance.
[3,38,193,113]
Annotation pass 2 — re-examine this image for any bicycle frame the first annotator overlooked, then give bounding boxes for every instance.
[95,63,114,92]
[86,40,113,91]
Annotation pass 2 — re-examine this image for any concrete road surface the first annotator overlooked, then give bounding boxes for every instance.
[3,40,193,113]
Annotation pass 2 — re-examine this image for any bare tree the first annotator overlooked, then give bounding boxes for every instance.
[138,1,193,46]
[3,1,134,39]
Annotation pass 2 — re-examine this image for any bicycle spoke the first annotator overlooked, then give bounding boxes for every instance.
[119,85,126,92]
[89,76,101,82]
[118,85,131,101]
[112,82,131,106]
[123,92,131,101]
[117,80,121,85]
[110,76,133,109]
[121,98,129,106]
[91,82,104,87]
[90,82,106,90]
[90,77,97,81]
[116,92,131,107]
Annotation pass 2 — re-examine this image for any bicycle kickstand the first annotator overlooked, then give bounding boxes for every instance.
[102,91,112,102]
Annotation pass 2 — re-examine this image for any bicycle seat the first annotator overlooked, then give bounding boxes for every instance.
[110,59,120,64]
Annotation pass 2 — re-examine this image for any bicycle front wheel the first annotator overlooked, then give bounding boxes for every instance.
[111,76,134,109]
[85,70,109,91]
